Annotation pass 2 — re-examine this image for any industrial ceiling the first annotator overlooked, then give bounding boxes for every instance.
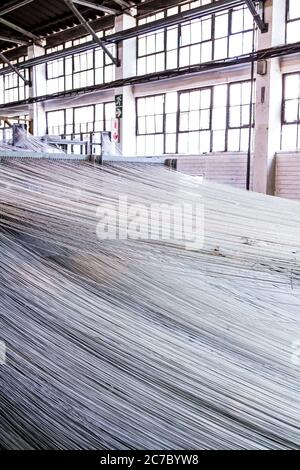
[0,0,143,53]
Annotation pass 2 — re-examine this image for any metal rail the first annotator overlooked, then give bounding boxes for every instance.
[1,38,300,110]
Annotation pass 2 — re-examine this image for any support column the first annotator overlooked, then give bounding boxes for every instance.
[28,44,47,136]
[252,0,286,195]
[114,14,136,156]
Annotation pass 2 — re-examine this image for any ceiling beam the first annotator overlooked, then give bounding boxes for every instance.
[0,35,29,46]
[46,15,114,47]
[112,0,132,8]
[0,0,34,17]
[0,16,39,41]
[136,0,182,16]
[64,0,120,66]
[111,0,134,16]
[72,0,119,15]
[0,0,246,70]
[245,0,268,33]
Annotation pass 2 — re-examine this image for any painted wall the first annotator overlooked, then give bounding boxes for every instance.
[275,152,300,200]
[170,153,252,190]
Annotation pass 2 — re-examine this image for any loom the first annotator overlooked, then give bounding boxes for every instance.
[0,125,170,166]
[0,126,116,162]
[0,160,299,450]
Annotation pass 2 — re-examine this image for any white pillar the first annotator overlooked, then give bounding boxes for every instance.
[28,44,47,136]
[252,0,286,195]
[114,14,136,156]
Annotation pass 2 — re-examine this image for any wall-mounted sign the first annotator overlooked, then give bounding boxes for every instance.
[112,118,120,143]
[116,107,122,119]
[115,94,123,119]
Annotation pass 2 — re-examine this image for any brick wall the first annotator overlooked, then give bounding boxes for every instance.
[166,153,252,190]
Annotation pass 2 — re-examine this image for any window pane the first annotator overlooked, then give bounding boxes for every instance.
[289,0,300,20]
[215,13,228,39]
[285,100,299,122]
[287,19,300,43]
[282,124,298,150]
[199,130,210,153]
[285,75,300,99]
[228,129,240,151]
[165,133,176,153]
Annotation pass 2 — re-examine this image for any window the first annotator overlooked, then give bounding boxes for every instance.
[165,92,178,153]
[136,80,254,155]
[228,6,254,56]
[47,110,66,136]
[137,12,166,75]
[178,88,212,153]
[46,30,116,94]
[286,0,300,43]
[211,85,227,151]
[137,2,255,73]
[0,56,29,104]
[179,16,213,66]
[228,81,254,151]
[73,51,94,89]
[281,73,300,150]
[136,94,165,155]
[47,59,65,94]
[46,102,114,153]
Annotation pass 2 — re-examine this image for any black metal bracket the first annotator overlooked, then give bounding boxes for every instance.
[245,0,268,33]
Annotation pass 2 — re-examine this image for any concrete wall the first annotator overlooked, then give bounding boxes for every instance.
[275,152,300,200]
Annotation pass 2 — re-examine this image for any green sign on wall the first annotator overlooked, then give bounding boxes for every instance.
[115,94,123,119]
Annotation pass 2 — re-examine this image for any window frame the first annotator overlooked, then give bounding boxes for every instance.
[45,29,117,94]
[286,0,300,43]
[0,56,29,105]
[281,71,300,150]
[135,79,255,156]
[46,101,115,153]
[136,2,256,73]
[136,93,167,155]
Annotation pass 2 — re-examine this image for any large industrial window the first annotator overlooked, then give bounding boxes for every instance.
[46,102,115,152]
[179,15,213,66]
[286,0,300,43]
[136,94,165,154]
[136,80,254,155]
[137,12,166,75]
[281,73,300,150]
[47,58,66,94]
[178,88,212,153]
[0,57,29,104]
[228,81,254,151]
[137,2,255,73]
[178,81,254,153]
[46,30,116,94]
[179,6,254,66]
[228,6,254,56]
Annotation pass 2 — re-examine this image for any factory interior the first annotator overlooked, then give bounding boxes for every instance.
[0,0,300,454]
